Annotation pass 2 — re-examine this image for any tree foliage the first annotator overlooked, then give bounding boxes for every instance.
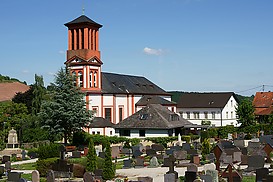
[236,99,256,127]
[102,138,115,180]
[32,74,46,115]
[39,67,93,144]
[86,138,97,173]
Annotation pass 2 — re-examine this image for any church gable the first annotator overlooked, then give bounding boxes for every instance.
[66,55,102,66]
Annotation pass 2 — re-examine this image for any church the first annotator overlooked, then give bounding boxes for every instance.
[64,14,174,135]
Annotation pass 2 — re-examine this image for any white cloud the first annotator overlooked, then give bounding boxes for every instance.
[58,50,65,54]
[143,47,164,56]
[22,70,29,74]
[48,72,55,76]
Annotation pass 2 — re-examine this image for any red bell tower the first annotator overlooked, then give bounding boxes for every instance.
[64,15,103,92]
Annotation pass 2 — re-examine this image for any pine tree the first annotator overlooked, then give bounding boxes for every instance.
[86,138,97,173]
[39,67,92,143]
[102,138,115,180]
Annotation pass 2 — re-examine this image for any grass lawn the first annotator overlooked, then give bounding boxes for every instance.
[11,162,36,170]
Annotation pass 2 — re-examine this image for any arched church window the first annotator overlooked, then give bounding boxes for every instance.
[94,71,97,87]
[72,71,76,86]
[89,71,93,87]
[78,71,83,87]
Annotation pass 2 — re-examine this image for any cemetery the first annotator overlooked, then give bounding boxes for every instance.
[2,128,273,181]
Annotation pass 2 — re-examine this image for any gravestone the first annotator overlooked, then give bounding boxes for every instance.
[138,176,153,182]
[6,128,19,148]
[72,151,82,158]
[123,159,132,168]
[204,163,216,172]
[256,168,269,182]
[233,139,246,148]
[5,161,11,172]
[47,170,55,182]
[166,155,178,180]
[149,156,159,167]
[165,149,174,155]
[170,146,181,151]
[111,146,120,158]
[182,143,191,151]
[247,142,260,155]
[2,155,10,163]
[0,166,4,179]
[19,178,27,182]
[94,169,103,177]
[187,163,198,173]
[187,149,198,155]
[120,148,132,155]
[98,151,105,158]
[8,172,21,182]
[146,149,156,156]
[173,150,187,160]
[83,172,95,182]
[164,173,175,182]
[241,147,247,155]
[206,170,218,182]
[185,171,197,182]
[222,164,242,182]
[192,155,200,165]
[245,155,265,172]
[32,170,40,182]
[135,157,144,168]
[21,150,27,160]
[233,151,242,163]
[162,156,171,167]
[151,144,164,151]
[206,153,215,163]
[200,174,213,182]
[133,149,143,158]
[223,155,233,164]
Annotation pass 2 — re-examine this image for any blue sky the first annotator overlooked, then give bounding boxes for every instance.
[1,0,273,96]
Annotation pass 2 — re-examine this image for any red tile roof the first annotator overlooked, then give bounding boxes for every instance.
[0,82,30,102]
[253,92,273,115]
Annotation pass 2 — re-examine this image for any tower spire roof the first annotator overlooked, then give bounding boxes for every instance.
[64,15,102,28]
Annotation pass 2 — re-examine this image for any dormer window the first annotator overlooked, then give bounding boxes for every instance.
[140,114,149,120]
[170,114,179,121]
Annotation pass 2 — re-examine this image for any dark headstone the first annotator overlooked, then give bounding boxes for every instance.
[98,151,105,158]
[187,163,198,172]
[135,157,144,168]
[241,147,248,155]
[200,174,213,182]
[0,166,4,178]
[256,168,269,182]
[94,169,103,177]
[162,157,171,167]
[166,155,178,180]
[72,151,82,158]
[2,155,10,163]
[187,149,198,155]
[206,153,215,163]
[123,159,132,168]
[185,171,197,182]
[164,173,175,182]
[120,148,132,155]
[165,149,174,155]
[8,172,21,182]
[241,155,248,165]
[83,172,95,182]
[245,155,265,172]
[5,161,11,171]
[21,150,27,160]
[170,146,181,151]
[151,144,164,151]
[173,150,187,160]
[138,176,153,182]
[146,149,156,156]
[182,143,191,151]
[133,149,143,158]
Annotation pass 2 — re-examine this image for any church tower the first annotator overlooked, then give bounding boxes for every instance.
[64,15,103,92]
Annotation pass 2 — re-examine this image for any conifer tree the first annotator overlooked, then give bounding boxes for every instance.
[39,67,92,143]
[102,138,115,180]
[86,138,97,172]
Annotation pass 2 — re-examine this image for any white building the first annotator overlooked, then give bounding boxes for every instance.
[64,15,172,134]
[176,92,238,126]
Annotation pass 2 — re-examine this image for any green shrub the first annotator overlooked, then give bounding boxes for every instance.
[86,138,97,172]
[37,143,60,159]
[181,135,191,143]
[36,157,58,177]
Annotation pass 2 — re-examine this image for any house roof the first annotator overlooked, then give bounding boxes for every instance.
[253,92,273,115]
[114,104,192,129]
[101,72,169,95]
[88,117,115,128]
[136,95,176,106]
[0,82,30,102]
[64,15,102,28]
[177,92,236,108]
